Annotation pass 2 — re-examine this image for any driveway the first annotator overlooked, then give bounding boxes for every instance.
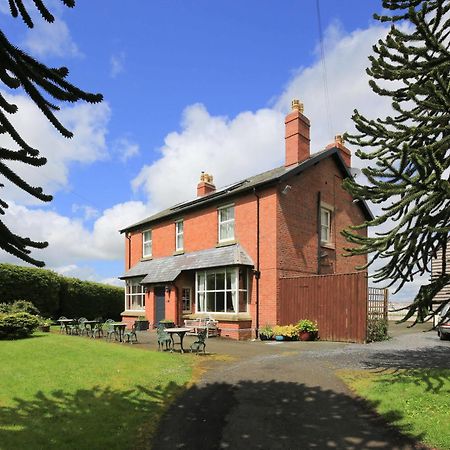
[152,323,449,449]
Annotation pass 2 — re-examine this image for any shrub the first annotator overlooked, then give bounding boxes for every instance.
[272,324,299,338]
[9,300,41,316]
[259,324,274,338]
[367,318,388,342]
[0,312,40,339]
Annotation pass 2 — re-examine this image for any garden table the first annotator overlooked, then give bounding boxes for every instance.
[165,327,191,353]
[58,318,75,334]
[111,322,127,342]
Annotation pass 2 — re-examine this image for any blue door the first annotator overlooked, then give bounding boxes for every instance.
[154,286,165,326]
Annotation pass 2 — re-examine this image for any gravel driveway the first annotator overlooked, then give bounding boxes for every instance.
[153,323,449,450]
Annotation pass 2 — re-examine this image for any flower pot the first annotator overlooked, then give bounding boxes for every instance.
[275,335,284,341]
[259,334,272,341]
[158,321,175,329]
[299,331,312,341]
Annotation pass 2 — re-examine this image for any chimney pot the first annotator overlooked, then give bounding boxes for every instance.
[197,172,216,197]
[326,133,352,167]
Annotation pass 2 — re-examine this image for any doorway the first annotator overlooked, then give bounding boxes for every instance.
[154,286,165,325]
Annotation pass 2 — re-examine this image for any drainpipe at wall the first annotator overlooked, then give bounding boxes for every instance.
[126,232,131,270]
[317,191,321,275]
[253,188,261,339]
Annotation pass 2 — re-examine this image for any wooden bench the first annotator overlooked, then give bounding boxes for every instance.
[184,318,219,338]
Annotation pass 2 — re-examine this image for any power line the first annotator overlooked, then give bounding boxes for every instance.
[316,0,334,137]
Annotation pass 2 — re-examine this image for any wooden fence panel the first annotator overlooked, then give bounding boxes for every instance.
[279,272,368,343]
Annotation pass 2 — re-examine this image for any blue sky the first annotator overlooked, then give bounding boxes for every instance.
[0,0,418,301]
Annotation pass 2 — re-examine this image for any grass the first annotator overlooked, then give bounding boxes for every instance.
[339,368,450,450]
[0,332,193,450]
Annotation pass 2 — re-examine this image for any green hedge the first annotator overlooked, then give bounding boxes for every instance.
[0,263,123,320]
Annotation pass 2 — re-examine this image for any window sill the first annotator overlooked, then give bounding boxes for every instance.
[320,242,335,250]
[173,250,185,256]
[141,256,153,261]
[121,310,145,317]
[216,240,238,248]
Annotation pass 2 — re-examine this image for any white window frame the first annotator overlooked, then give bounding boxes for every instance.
[175,220,184,252]
[181,287,191,313]
[196,267,248,314]
[142,229,152,258]
[125,278,145,311]
[218,204,235,243]
[320,207,332,244]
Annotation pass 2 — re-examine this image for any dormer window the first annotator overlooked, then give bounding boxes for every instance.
[218,205,235,243]
[143,230,152,258]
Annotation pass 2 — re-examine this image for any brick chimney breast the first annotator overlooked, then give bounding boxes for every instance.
[285,99,310,167]
[197,171,216,197]
[326,134,351,167]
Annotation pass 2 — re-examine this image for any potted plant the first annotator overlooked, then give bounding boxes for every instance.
[259,324,273,341]
[39,317,52,332]
[135,316,149,331]
[296,319,318,341]
[158,318,175,328]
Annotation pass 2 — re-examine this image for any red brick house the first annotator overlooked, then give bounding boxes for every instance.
[119,100,372,339]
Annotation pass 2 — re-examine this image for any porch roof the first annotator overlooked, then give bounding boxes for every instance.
[120,244,254,284]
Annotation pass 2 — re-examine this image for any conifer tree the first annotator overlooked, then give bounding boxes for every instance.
[0,0,102,266]
[343,0,450,323]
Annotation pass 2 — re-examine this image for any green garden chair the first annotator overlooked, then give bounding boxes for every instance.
[58,316,68,334]
[157,325,172,351]
[78,317,88,336]
[190,329,207,355]
[68,319,81,336]
[91,321,104,339]
[104,319,117,341]
[123,322,138,344]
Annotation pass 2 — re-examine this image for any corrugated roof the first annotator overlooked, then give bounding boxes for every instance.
[120,147,373,232]
[120,244,254,283]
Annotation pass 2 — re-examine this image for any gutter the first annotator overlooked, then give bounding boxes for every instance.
[125,232,131,270]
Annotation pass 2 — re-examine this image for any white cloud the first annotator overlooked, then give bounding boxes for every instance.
[72,204,99,221]
[0,92,110,204]
[0,200,151,267]
[132,104,284,211]
[114,137,140,162]
[110,52,126,78]
[23,14,81,58]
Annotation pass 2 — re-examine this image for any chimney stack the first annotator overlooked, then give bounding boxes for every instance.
[326,134,351,167]
[285,99,310,167]
[197,172,216,197]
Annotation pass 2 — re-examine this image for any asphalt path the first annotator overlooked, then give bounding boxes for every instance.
[153,324,449,450]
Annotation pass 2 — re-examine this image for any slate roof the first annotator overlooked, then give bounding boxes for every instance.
[120,147,373,233]
[120,243,254,283]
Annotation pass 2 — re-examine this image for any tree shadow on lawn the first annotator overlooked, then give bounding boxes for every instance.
[361,346,450,393]
[0,382,184,450]
[154,380,428,450]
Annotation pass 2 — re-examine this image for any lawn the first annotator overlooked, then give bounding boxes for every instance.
[0,332,193,450]
[339,369,450,450]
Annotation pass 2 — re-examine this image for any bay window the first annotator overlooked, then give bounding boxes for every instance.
[125,278,145,311]
[196,267,248,313]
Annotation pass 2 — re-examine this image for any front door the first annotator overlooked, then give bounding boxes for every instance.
[154,286,165,325]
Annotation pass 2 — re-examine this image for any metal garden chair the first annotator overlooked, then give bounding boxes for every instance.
[78,317,88,336]
[104,319,117,341]
[157,325,172,351]
[91,321,104,339]
[190,328,207,355]
[123,322,138,344]
[58,316,67,334]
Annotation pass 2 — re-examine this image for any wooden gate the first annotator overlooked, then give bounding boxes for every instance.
[279,272,368,343]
